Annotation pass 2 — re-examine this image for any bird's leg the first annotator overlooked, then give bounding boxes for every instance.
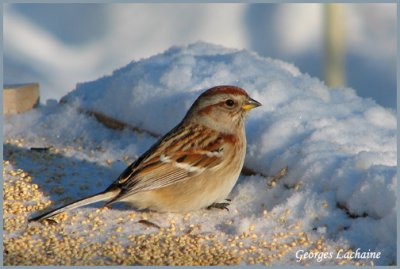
[207,201,230,212]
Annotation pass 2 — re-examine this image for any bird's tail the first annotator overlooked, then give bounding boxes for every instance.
[28,189,120,222]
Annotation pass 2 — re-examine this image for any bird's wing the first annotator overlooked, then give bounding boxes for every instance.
[106,124,232,203]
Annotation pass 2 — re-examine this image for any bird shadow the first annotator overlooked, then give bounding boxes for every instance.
[3,143,137,216]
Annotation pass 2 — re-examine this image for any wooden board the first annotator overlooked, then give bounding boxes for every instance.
[4,83,40,115]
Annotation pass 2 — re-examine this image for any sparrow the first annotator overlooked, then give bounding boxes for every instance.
[29,85,261,222]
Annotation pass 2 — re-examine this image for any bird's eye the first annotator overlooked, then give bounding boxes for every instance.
[225,99,235,107]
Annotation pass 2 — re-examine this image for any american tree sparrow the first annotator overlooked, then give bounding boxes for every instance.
[29,85,261,222]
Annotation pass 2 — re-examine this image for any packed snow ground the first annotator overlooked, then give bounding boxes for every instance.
[4,42,396,265]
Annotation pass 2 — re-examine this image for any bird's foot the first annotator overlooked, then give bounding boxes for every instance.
[207,202,230,212]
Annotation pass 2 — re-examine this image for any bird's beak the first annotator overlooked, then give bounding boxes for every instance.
[242,97,262,111]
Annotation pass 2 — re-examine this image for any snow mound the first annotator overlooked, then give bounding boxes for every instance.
[5,42,396,265]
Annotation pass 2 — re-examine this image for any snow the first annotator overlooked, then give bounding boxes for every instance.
[4,42,396,265]
[4,4,396,109]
